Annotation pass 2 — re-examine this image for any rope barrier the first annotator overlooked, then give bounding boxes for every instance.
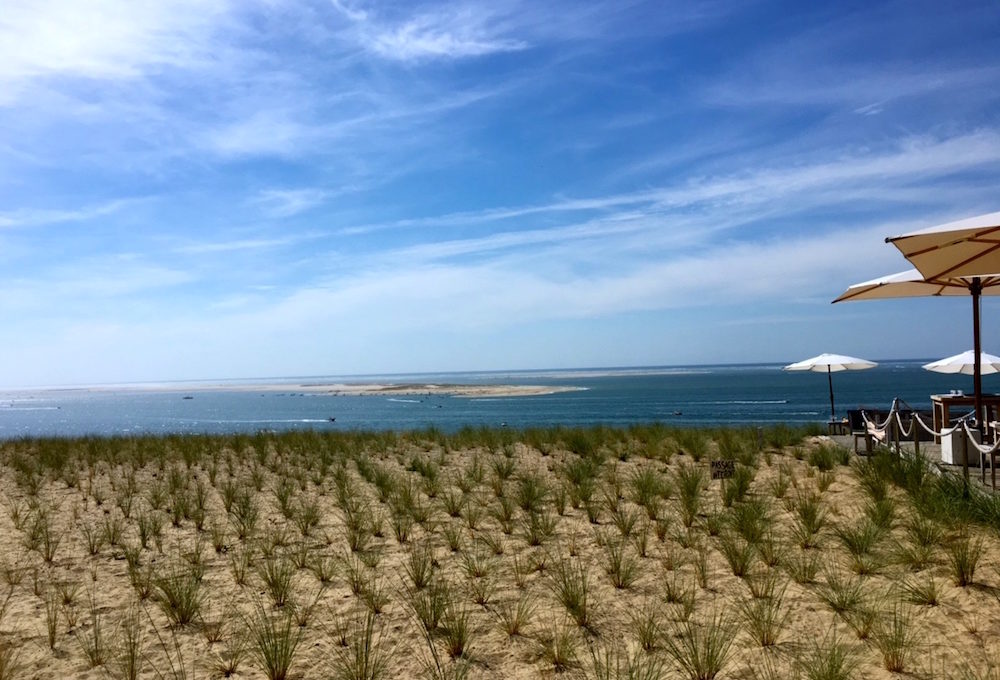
[856,399,975,444]
[961,420,1000,456]
[893,410,913,438]
[871,408,895,431]
[842,398,1000,489]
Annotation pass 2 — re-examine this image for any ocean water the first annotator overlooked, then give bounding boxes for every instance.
[0,361,989,439]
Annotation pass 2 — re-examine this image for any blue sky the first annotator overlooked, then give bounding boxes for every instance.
[2,0,1000,387]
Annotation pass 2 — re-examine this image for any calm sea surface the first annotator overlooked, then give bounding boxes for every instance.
[0,361,992,438]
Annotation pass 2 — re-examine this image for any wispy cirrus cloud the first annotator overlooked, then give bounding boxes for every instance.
[174,232,326,255]
[202,109,314,159]
[336,129,1000,251]
[211,223,897,338]
[708,63,1000,112]
[332,1,529,60]
[252,188,334,219]
[199,79,512,160]
[703,2,1000,115]
[0,199,135,229]
[0,256,194,315]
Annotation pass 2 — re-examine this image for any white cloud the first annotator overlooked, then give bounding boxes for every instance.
[0,257,194,315]
[202,109,313,159]
[368,10,527,60]
[0,199,133,229]
[174,232,327,255]
[174,239,298,256]
[201,223,895,339]
[708,64,1000,111]
[336,130,1000,261]
[253,188,332,218]
[0,0,235,103]
[332,2,529,61]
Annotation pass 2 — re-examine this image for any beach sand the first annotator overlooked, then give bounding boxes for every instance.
[0,429,998,678]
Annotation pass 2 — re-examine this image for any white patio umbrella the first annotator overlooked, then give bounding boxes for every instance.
[783,353,877,421]
[923,350,1000,376]
[886,211,1000,439]
[887,210,1000,281]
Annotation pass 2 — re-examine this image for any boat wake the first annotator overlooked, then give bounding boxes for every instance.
[693,400,789,405]
[0,406,61,411]
[170,418,334,424]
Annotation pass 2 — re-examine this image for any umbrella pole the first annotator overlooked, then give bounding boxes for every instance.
[827,366,835,422]
[972,277,983,482]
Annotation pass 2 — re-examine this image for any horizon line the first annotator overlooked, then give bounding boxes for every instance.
[0,357,952,392]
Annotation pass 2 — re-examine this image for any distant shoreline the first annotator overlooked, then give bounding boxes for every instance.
[0,359,946,394]
[251,382,587,397]
[9,382,588,398]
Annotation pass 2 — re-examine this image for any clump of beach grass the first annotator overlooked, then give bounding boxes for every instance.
[154,567,204,627]
[948,533,985,587]
[246,600,302,680]
[792,490,826,549]
[871,604,920,673]
[550,557,593,630]
[495,594,535,638]
[817,570,865,617]
[588,641,666,680]
[539,620,581,674]
[663,611,735,680]
[739,584,788,648]
[669,472,701,535]
[630,600,664,652]
[601,533,641,589]
[797,628,859,680]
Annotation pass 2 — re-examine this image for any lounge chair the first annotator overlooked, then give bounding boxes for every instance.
[847,409,882,454]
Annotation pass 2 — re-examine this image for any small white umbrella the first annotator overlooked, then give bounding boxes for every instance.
[784,353,878,421]
[923,350,1000,376]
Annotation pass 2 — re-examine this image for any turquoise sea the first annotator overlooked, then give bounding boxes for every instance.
[0,361,992,438]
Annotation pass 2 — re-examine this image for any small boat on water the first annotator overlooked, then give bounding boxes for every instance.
[328,417,336,422]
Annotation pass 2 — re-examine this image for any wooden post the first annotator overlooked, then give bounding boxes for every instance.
[892,400,901,456]
[981,425,986,485]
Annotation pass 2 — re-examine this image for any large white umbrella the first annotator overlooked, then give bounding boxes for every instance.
[783,353,878,421]
[887,210,1000,281]
[885,211,1000,440]
[923,350,1000,376]
[833,268,1000,301]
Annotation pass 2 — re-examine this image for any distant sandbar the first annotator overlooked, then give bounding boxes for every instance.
[251,383,583,398]
[73,382,586,398]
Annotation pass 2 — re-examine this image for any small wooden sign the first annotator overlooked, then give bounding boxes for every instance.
[711,459,735,480]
